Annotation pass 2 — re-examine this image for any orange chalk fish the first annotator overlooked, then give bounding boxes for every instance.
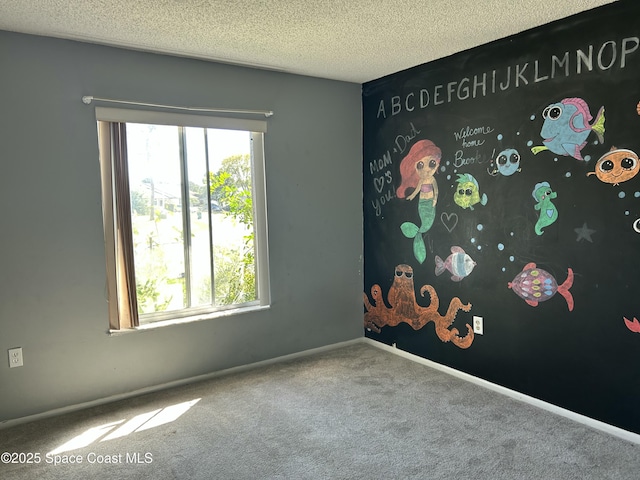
[587,147,639,185]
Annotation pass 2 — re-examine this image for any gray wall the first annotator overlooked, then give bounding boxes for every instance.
[0,31,363,422]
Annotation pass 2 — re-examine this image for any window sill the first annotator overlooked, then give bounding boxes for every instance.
[108,304,270,336]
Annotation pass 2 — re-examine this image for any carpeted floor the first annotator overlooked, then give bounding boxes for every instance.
[1,341,639,479]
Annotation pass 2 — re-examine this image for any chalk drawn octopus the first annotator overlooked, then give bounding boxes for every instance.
[363,264,474,349]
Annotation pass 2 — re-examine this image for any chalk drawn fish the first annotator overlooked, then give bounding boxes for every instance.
[624,317,640,333]
[531,97,605,161]
[586,147,640,186]
[435,246,476,282]
[508,263,574,311]
[488,148,521,177]
[453,173,488,210]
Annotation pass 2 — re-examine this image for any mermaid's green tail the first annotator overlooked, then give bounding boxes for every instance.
[400,199,435,263]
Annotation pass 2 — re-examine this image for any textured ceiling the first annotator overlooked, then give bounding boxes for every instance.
[0,0,617,83]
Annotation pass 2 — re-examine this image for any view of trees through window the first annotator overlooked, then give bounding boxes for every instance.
[125,123,256,320]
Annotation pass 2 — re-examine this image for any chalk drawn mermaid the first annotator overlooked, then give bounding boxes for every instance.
[397,140,441,263]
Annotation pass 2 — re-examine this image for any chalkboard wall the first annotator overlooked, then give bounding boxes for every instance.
[363,1,640,434]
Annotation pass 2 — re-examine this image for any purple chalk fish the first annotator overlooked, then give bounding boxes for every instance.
[531,97,605,161]
[508,263,574,311]
[435,246,476,282]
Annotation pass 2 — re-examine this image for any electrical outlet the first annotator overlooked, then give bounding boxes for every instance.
[473,316,483,335]
[8,348,23,368]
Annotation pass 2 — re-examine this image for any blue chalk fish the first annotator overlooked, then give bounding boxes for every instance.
[531,97,605,161]
[435,246,476,282]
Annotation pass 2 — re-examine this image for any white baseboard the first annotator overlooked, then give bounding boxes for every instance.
[0,337,363,430]
[5,334,639,446]
[362,337,640,445]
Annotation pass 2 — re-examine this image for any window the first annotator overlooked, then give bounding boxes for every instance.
[96,108,270,330]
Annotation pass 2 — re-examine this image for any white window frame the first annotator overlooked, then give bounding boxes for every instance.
[95,107,271,331]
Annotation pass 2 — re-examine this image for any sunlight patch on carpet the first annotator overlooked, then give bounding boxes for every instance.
[47,398,200,454]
